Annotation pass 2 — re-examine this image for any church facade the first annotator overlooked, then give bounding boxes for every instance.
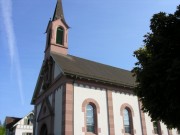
[31,0,179,135]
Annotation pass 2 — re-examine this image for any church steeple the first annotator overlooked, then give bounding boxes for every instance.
[52,0,69,28]
[44,0,69,58]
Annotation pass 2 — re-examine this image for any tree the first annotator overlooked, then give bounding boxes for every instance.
[132,5,180,129]
[0,120,6,135]
[0,126,5,135]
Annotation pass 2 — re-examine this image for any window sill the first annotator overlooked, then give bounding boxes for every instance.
[85,132,96,135]
[52,43,68,49]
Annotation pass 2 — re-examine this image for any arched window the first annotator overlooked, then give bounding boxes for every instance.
[40,124,48,135]
[56,27,64,45]
[123,108,133,134]
[153,121,161,134]
[86,104,96,133]
[82,99,100,134]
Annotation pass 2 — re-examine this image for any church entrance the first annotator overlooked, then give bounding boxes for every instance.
[40,124,48,135]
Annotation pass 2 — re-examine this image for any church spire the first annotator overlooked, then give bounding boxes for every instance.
[53,0,69,28]
[44,0,69,57]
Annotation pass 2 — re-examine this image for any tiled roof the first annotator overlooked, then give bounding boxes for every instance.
[5,117,21,128]
[51,52,136,88]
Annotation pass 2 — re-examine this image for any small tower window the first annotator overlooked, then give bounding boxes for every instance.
[56,27,64,45]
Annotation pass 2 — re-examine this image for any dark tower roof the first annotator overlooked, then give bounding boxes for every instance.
[52,0,69,28]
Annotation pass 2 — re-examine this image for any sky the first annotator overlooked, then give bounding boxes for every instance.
[0,0,179,123]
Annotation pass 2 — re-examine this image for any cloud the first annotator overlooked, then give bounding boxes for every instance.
[0,0,25,105]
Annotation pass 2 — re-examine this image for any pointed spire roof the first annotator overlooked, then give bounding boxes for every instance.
[53,0,69,28]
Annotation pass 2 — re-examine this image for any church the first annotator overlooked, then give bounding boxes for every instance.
[31,0,179,135]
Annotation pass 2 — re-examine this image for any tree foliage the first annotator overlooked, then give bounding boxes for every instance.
[0,126,5,135]
[132,5,180,129]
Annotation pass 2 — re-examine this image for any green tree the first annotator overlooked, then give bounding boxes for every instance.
[132,5,180,129]
[0,126,5,135]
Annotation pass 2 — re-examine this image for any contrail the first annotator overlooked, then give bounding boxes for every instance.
[0,0,25,105]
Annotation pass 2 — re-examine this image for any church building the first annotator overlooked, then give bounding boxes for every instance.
[31,0,179,135]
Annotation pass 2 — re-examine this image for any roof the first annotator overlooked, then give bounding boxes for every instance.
[51,52,136,88]
[5,111,34,128]
[52,0,69,28]
[5,117,21,128]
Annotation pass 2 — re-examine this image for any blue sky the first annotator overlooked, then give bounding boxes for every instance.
[0,0,179,123]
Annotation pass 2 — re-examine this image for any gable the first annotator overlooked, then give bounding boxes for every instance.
[31,57,63,104]
[31,65,44,104]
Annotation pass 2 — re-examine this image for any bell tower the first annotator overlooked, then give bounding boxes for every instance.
[45,0,69,58]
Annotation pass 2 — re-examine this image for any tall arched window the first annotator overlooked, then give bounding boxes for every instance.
[82,99,100,134]
[123,108,133,134]
[56,27,64,45]
[86,104,96,133]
